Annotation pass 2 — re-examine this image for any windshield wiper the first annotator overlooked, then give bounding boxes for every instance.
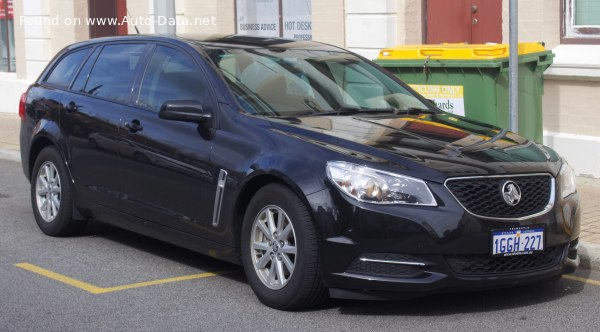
[393,107,437,115]
[303,107,397,117]
[294,106,437,117]
[301,107,437,117]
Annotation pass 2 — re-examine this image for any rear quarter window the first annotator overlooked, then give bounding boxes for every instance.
[45,48,91,88]
[83,44,148,103]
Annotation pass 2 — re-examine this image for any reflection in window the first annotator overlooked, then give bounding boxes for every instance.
[138,46,208,112]
[84,44,147,103]
[208,48,428,116]
[45,49,91,88]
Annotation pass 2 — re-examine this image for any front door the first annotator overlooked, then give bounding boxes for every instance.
[118,44,218,238]
[426,0,502,44]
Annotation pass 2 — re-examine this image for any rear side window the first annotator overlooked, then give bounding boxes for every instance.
[84,44,148,103]
[71,47,102,93]
[45,48,91,88]
[137,46,209,112]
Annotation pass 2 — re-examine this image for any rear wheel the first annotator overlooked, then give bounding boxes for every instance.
[31,146,87,236]
[241,184,327,310]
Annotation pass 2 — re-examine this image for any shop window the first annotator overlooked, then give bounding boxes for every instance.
[562,0,600,44]
[235,0,312,40]
[0,0,15,72]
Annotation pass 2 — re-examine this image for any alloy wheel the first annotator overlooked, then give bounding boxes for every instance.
[250,205,297,290]
[35,161,61,222]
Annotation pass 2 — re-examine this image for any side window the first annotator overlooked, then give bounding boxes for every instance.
[137,46,209,112]
[45,48,91,88]
[84,44,148,103]
[71,47,102,93]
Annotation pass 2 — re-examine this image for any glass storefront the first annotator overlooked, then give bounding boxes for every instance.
[235,0,312,40]
[0,0,15,72]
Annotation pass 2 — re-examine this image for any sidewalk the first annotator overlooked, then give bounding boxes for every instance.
[0,113,19,151]
[0,114,20,161]
[1,112,600,269]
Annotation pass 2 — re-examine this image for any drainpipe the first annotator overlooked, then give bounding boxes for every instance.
[509,0,518,134]
[153,0,176,35]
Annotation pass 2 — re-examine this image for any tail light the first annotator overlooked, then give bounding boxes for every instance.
[19,92,27,121]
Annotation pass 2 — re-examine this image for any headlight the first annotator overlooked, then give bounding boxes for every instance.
[559,160,576,198]
[326,161,437,206]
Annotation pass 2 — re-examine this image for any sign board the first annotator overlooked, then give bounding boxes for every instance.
[409,84,465,116]
[0,0,14,20]
[282,0,312,40]
[236,0,312,40]
[236,0,280,37]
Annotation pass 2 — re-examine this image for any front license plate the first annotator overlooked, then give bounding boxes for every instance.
[491,226,545,257]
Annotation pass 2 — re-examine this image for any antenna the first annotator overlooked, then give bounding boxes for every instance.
[126,9,140,34]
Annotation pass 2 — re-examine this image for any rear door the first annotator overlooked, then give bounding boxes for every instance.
[61,43,149,208]
[118,44,218,237]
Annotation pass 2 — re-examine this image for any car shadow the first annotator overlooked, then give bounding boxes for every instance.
[82,220,247,284]
[320,270,591,316]
[82,220,590,315]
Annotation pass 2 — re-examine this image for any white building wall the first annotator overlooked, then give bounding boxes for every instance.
[542,45,600,178]
[22,0,52,81]
[345,0,397,60]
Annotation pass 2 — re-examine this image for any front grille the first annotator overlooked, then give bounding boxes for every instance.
[346,253,424,278]
[445,175,553,218]
[446,245,564,277]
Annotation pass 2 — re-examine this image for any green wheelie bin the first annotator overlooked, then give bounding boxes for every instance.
[374,43,554,142]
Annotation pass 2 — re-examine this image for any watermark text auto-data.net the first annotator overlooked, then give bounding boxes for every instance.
[20,15,217,27]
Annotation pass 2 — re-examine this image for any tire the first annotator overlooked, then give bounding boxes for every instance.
[30,146,87,236]
[241,184,327,310]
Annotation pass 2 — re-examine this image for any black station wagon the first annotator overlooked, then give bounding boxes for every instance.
[20,35,580,309]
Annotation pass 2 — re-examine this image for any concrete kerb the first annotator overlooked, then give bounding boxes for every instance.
[0,148,21,162]
[1,148,599,273]
[578,242,600,271]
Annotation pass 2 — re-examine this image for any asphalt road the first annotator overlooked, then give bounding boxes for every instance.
[1,158,599,331]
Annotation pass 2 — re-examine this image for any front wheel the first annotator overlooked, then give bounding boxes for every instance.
[241,184,327,310]
[30,146,87,236]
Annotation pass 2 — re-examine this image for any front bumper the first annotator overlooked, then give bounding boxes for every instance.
[306,180,581,300]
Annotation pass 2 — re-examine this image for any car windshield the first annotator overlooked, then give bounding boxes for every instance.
[206,48,433,117]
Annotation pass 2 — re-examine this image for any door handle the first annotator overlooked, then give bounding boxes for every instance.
[65,101,79,114]
[125,119,143,133]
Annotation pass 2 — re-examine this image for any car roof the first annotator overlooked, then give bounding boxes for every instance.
[65,34,345,52]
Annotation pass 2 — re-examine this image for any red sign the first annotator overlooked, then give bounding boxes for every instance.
[0,0,14,20]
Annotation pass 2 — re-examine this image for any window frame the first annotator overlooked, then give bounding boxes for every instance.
[562,0,600,44]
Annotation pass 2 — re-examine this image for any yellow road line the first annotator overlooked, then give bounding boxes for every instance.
[562,274,600,286]
[15,262,235,294]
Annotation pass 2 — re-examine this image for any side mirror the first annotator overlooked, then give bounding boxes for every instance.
[158,100,211,123]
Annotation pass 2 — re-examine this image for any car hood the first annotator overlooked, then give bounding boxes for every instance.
[270,113,561,182]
